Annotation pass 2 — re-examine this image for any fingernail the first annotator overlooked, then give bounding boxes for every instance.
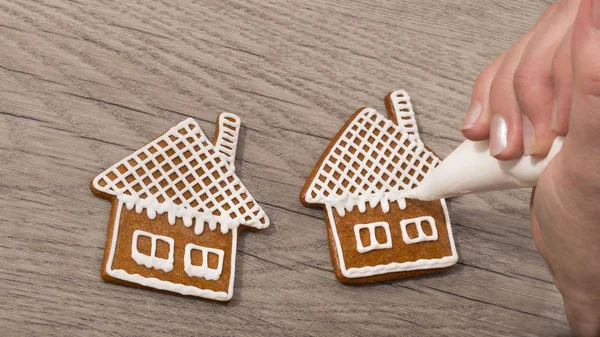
[551,97,559,132]
[594,0,600,29]
[522,115,536,156]
[490,115,508,156]
[461,101,482,130]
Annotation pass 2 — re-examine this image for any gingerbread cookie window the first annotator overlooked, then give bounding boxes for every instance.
[400,216,438,244]
[184,244,225,281]
[131,230,175,272]
[354,222,393,253]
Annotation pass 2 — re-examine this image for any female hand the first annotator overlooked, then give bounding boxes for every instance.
[461,0,580,159]
[463,1,600,335]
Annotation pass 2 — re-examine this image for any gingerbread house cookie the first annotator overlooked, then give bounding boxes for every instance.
[91,114,269,301]
[301,90,458,284]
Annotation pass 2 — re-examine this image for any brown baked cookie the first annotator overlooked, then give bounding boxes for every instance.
[301,90,458,284]
[91,113,269,301]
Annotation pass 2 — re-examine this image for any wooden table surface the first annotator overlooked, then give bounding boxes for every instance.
[0,0,572,336]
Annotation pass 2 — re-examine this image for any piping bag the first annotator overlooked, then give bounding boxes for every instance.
[401,136,565,201]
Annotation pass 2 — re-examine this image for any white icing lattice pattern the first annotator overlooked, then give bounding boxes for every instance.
[93,114,269,233]
[305,91,440,216]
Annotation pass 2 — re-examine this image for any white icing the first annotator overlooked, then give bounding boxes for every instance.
[399,216,438,244]
[119,194,248,235]
[304,91,440,215]
[354,222,392,253]
[402,137,565,201]
[92,117,270,233]
[106,201,237,301]
[131,230,175,272]
[184,244,225,281]
[326,202,457,278]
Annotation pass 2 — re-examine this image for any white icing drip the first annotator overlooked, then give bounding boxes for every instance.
[303,93,440,212]
[118,194,246,234]
[92,117,270,233]
[315,192,408,217]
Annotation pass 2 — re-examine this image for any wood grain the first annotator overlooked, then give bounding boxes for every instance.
[0,0,572,336]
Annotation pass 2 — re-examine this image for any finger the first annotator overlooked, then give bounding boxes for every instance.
[488,4,559,160]
[487,35,531,159]
[462,3,558,145]
[514,0,580,156]
[568,0,600,158]
[530,187,549,262]
[461,54,505,140]
[551,26,574,136]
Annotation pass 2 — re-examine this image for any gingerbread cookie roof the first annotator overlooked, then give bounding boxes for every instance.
[92,114,269,234]
[303,90,440,216]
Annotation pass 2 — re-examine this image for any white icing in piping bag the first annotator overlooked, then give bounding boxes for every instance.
[401,136,565,201]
